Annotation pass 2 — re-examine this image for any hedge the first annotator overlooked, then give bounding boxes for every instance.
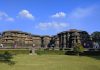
[0,49,30,54]
[35,49,65,55]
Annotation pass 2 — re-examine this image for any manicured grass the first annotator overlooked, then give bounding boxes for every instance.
[0,55,100,70]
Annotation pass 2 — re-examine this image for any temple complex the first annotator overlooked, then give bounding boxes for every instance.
[0,29,99,49]
[32,35,41,48]
[41,36,51,48]
[1,31,33,48]
[57,29,92,49]
[0,31,52,48]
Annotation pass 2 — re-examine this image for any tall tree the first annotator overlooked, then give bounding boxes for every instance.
[91,31,100,42]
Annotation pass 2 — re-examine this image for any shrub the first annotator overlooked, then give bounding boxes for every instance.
[0,49,30,54]
[35,49,65,55]
[73,43,84,56]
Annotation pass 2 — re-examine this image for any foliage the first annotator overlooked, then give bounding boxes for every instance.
[35,49,65,55]
[73,43,84,55]
[0,49,30,54]
[91,31,100,42]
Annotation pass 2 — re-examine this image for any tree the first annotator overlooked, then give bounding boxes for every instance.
[73,43,84,56]
[91,31,100,42]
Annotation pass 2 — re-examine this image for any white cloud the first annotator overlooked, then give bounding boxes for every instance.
[51,12,66,18]
[35,21,68,30]
[0,11,14,21]
[69,6,96,19]
[18,10,34,20]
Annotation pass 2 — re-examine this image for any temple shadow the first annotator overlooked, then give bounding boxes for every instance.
[83,51,100,60]
[87,56,100,60]
[80,51,100,60]
[65,51,100,60]
[0,51,16,65]
[0,60,15,65]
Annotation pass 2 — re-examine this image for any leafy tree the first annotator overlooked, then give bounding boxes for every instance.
[91,31,100,42]
[73,43,84,56]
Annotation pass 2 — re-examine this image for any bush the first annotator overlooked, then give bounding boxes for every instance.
[35,49,65,55]
[65,51,76,55]
[73,43,84,56]
[0,49,30,54]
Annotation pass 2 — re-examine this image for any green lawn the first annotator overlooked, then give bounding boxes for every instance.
[0,54,100,70]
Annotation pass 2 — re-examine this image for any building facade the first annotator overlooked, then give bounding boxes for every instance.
[0,29,99,49]
[57,29,93,49]
[1,31,33,48]
[0,31,52,48]
[41,36,51,48]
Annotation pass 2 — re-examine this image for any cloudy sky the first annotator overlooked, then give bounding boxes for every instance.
[0,0,100,35]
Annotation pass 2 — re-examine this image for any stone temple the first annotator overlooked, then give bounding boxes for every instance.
[57,29,93,50]
[0,29,99,50]
[0,30,51,48]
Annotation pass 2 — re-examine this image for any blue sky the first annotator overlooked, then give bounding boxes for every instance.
[0,0,100,35]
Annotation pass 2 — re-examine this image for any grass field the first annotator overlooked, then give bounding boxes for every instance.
[0,54,100,70]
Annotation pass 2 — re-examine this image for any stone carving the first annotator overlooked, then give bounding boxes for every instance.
[0,29,99,50]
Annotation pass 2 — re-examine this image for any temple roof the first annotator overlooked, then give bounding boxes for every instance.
[57,29,86,34]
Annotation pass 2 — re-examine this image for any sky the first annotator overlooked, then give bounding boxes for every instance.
[0,0,100,35]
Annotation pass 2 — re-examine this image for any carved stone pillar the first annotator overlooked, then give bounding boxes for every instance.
[66,32,70,48]
[58,34,61,48]
[61,34,64,49]
[63,33,66,49]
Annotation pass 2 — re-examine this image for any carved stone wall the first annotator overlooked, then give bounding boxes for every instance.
[0,29,97,49]
[58,29,92,49]
[41,36,51,48]
[1,31,33,48]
